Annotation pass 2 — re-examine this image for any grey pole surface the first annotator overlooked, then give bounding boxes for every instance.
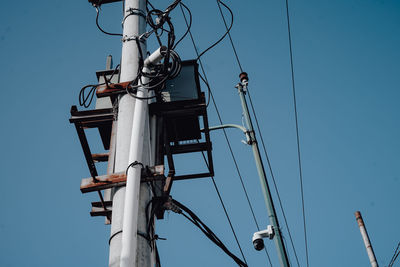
[236,73,290,267]
[355,211,379,267]
[109,0,153,266]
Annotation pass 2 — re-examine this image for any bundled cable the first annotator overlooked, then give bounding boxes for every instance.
[125,43,181,100]
[121,1,183,100]
[79,64,120,108]
[166,198,248,267]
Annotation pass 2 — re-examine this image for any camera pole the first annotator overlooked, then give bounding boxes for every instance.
[236,72,290,267]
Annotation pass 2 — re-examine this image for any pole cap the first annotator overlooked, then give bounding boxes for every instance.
[239,72,249,83]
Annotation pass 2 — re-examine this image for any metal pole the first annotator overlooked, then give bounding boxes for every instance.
[355,211,379,267]
[109,0,151,266]
[236,72,290,267]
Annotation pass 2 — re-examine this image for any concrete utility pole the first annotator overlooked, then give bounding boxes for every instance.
[355,211,379,267]
[109,0,153,266]
[236,72,290,267]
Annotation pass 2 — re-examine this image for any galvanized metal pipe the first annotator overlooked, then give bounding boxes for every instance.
[237,74,290,267]
[355,211,379,267]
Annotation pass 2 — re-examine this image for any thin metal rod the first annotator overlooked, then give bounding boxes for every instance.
[206,124,248,134]
[355,211,379,267]
[237,78,290,267]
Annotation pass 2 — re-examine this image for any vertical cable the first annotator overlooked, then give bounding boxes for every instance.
[179,3,251,264]
[215,0,301,265]
[284,0,309,266]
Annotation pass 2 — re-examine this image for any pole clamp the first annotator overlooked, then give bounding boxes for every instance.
[124,7,146,20]
[245,130,256,145]
[235,83,247,94]
[122,32,149,43]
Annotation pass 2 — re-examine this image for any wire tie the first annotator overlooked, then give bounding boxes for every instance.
[126,161,144,175]
[125,7,146,19]
[122,33,147,43]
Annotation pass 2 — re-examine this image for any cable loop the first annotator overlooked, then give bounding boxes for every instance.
[125,161,144,176]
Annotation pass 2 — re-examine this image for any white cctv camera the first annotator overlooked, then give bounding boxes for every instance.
[252,225,274,251]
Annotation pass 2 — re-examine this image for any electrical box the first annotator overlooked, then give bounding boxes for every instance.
[159,60,203,142]
[162,60,201,103]
[150,59,214,181]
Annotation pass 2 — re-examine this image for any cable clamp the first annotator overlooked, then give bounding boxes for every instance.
[122,32,148,43]
[245,130,255,145]
[163,197,182,214]
[137,231,166,248]
[235,83,247,94]
[124,7,146,19]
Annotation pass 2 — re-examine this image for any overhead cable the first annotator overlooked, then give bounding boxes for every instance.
[284,0,309,265]
[169,198,248,267]
[215,0,302,265]
[195,0,233,61]
[179,2,252,264]
[389,242,400,267]
[95,7,123,36]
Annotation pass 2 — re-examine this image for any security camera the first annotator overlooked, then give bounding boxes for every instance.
[252,225,274,251]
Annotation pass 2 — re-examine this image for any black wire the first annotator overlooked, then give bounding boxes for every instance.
[195,0,233,61]
[95,7,123,37]
[390,250,400,267]
[173,2,192,49]
[79,84,97,108]
[197,72,212,107]
[109,230,123,245]
[180,3,275,265]
[215,0,301,264]
[284,0,309,266]
[125,160,144,176]
[78,64,120,108]
[171,199,248,267]
[246,88,301,267]
[389,242,400,267]
[215,0,243,73]
[204,156,248,265]
[179,4,260,265]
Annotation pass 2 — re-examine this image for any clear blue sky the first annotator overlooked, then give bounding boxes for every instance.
[0,0,399,266]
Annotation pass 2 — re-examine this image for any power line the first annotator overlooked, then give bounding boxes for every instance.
[215,0,301,266]
[389,242,400,267]
[95,7,123,37]
[169,198,248,267]
[180,2,272,266]
[284,0,309,266]
[246,89,301,267]
[215,0,243,73]
[195,0,234,61]
[180,2,246,261]
[211,174,248,265]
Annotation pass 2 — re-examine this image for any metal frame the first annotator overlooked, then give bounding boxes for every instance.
[69,105,115,219]
[150,92,214,182]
